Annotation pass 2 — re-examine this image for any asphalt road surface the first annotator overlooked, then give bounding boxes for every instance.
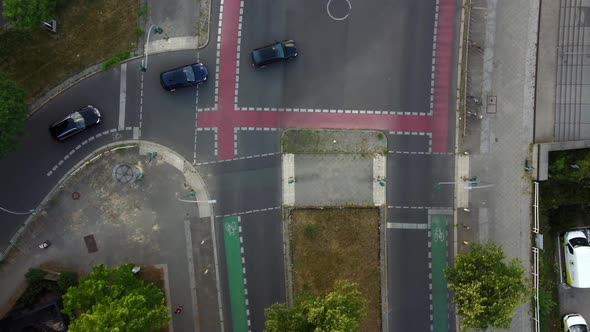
[0,0,457,329]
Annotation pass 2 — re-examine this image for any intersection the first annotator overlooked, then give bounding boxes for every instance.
[0,0,458,330]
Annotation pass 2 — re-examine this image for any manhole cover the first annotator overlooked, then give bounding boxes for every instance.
[84,234,98,253]
[112,164,137,184]
[72,192,81,200]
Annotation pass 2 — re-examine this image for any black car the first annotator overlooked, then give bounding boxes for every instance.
[251,40,298,68]
[49,105,101,142]
[160,63,208,91]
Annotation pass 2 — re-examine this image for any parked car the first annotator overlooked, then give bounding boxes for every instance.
[564,313,588,332]
[251,40,298,68]
[563,230,590,288]
[160,63,208,91]
[49,105,101,142]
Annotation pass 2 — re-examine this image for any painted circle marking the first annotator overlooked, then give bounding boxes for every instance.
[326,0,351,21]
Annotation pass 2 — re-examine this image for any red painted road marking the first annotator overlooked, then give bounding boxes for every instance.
[199,0,455,160]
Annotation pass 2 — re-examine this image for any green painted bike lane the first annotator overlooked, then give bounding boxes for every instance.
[223,216,249,332]
[431,215,449,332]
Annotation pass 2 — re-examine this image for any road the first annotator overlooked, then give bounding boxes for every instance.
[0,0,458,330]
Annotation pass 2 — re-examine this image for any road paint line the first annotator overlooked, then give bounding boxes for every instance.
[387,222,428,229]
[118,63,127,130]
[216,206,281,218]
[387,206,453,210]
[194,152,280,166]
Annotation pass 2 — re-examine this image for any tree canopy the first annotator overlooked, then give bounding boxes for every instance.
[0,71,28,157]
[446,241,529,330]
[62,264,170,332]
[264,280,366,332]
[3,0,56,30]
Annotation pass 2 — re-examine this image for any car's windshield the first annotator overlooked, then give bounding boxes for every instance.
[273,44,285,58]
[571,237,589,248]
[182,66,196,82]
[570,324,589,332]
[71,112,86,129]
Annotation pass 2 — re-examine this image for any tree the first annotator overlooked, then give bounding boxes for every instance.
[548,149,590,185]
[57,271,79,293]
[0,71,28,157]
[3,0,56,30]
[446,241,529,330]
[62,264,170,332]
[264,280,366,332]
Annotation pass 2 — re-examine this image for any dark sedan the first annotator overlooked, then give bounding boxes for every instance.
[160,63,208,91]
[251,40,298,68]
[49,105,102,142]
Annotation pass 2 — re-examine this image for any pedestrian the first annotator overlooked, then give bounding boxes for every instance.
[174,305,183,315]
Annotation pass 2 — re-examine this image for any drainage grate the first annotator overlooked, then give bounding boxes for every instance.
[112,164,138,184]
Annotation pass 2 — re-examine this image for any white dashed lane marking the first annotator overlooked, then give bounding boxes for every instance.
[46,128,132,177]
[195,152,279,166]
[216,206,281,218]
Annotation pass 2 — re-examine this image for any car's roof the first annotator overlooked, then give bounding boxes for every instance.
[253,44,286,65]
[567,230,587,241]
[161,63,207,87]
[570,246,590,287]
[566,314,587,327]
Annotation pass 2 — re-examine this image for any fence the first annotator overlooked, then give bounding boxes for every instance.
[532,181,540,332]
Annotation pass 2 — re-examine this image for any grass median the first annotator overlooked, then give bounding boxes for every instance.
[0,0,140,101]
[290,208,381,331]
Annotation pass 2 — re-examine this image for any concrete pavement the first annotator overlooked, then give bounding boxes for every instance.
[460,0,538,331]
[0,146,221,332]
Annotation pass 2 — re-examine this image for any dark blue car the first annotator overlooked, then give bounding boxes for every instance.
[49,105,101,142]
[160,63,208,91]
[251,40,298,68]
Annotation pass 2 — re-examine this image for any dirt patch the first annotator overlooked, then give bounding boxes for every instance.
[197,0,211,48]
[281,129,387,154]
[0,0,139,100]
[290,208,381,331]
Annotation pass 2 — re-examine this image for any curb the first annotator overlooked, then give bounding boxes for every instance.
[453,0,471,330]
[379,205,388,332]
[197,0,212,49]
[30,54,143,114]
[155,263,175,332]
[30,0,214,115]
[0,139,225,329]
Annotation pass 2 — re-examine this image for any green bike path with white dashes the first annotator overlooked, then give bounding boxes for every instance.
[223,216,248,332]
[431,215,449,331]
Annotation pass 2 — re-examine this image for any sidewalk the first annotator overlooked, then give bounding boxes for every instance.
[458,0,539,330]
[0,146,221,332]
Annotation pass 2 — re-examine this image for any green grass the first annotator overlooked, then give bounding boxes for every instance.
[290,208,381,331]
[538,213,560,332]
[100,51,131,71]
[281,129,322,153]
[0,0,140,101]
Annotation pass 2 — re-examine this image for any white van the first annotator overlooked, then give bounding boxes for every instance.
[564,230,590,288]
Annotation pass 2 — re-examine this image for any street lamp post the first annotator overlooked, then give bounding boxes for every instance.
[0,205,35,215]
[176,192,216,204]
[141,24,164,72]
